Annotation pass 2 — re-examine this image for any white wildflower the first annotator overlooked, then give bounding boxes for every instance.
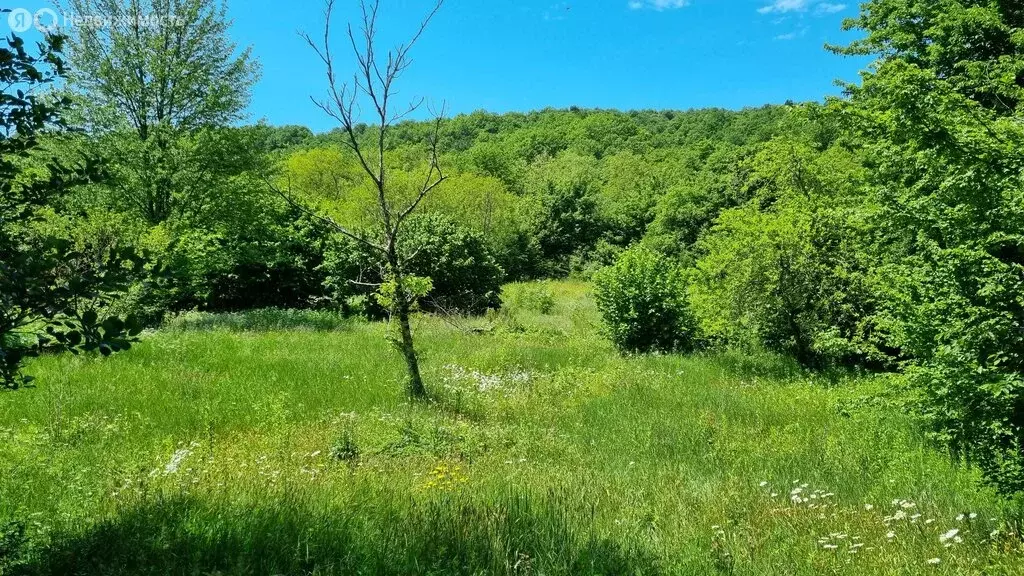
[939,528,960,543]
[926,558,941,565]
[164,447,192,475]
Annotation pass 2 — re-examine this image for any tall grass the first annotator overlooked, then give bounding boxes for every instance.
[1,281,1023,574]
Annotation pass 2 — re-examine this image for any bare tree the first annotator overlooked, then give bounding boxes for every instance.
[281,0,446,398]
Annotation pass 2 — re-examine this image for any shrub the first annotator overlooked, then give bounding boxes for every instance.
[593,246,696,353]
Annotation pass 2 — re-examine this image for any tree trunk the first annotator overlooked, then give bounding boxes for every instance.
[388,247,426,399]
[396,294,426,398]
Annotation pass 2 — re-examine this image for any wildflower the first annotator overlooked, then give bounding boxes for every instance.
[926,558,941,565]
[939,528,960,543]
[164,447,192,475]
[886,532,896,539]
[969,513,978,519]
[822,544,839,550]
[956,514,965,521]
[864,504,874,511]
[759,481,769,487]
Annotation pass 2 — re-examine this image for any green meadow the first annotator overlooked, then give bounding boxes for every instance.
[2,282,1021,575]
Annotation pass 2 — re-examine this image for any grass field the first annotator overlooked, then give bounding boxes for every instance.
[2,281,1023,575]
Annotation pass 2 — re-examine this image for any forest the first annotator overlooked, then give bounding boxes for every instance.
[2,0,1024,574]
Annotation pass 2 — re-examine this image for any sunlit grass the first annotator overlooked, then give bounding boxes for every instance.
[2,281,1023,574]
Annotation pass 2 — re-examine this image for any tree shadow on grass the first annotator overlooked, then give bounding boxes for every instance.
[19,492,663,576]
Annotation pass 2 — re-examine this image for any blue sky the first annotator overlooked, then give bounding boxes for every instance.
[10,0,872,132]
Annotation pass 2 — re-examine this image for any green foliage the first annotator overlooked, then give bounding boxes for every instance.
[0,519,30,573]
[833,0,1024,493]
[504,282,556,315]
[525,153,604,273]
[593,246,696,353]
[688,141,878,367]
[296,106,803,279]
[324,213,504,317]
[0,31,144,389]
[62,0,260,224]
[643,145,753,258]
[374,275,434,312]
[596,152,665,247]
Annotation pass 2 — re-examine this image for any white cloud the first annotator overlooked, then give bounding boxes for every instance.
[758,0,809,14]
[815,2,847,14]
[757,0,847,16]
[628,0,690,11]
[773,27,808,40]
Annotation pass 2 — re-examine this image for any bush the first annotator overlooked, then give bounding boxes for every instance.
[593,246,697,353]
[323,213,504,317]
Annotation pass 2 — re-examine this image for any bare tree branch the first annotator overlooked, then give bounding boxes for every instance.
[262,173,384,253]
